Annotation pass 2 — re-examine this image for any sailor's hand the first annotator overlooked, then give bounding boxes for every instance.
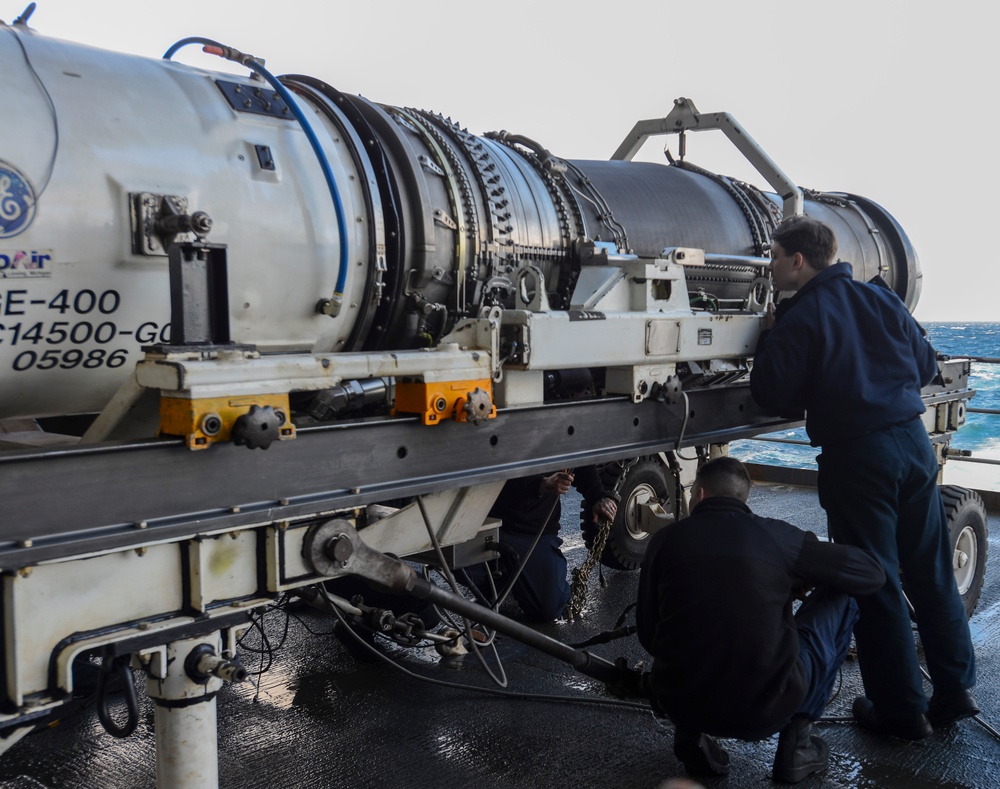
[765,301,776,330]
[541,471,574,496]
[791,578,814,602]
[593,497,617,522]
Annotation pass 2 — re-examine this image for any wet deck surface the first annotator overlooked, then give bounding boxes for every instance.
[0,482,997,788]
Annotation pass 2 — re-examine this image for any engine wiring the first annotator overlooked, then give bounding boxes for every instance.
[237,593,350,702]
[688,290,721,311]
[237,591,1000,749]
[237,605,288,703]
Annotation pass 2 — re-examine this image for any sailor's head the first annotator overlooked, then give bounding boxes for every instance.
[769,215,837,291]
[691,456,752,505]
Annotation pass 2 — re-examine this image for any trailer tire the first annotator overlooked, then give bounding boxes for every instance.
[581,458,671,571]
[940,484,988,618]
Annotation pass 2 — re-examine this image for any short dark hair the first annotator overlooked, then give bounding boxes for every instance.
[693,456,752,502]
[771,215,837,270]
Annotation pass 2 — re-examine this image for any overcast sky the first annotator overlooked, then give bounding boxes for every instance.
[9,0,997,322]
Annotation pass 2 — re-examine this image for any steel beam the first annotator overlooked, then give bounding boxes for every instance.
[0,386,790,568]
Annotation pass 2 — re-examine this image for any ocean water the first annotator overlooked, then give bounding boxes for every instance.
[731,322,1000,491]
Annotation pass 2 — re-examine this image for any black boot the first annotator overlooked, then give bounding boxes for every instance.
[673,726,730,776]
[852,696,933,740]
[927,689,979,727]
[772,716,829,783]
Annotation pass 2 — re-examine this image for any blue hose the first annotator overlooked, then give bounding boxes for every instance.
[163,38,348,301]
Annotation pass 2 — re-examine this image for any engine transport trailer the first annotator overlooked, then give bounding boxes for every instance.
[0,9,988,786]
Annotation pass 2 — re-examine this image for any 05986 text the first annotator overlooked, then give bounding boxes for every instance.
[11,347,129,371]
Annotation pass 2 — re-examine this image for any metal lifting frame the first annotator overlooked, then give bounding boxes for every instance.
[611,97,805,219]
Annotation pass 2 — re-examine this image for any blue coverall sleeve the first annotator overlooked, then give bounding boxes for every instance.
[907,318,939,387]
[793,537,886,596]
[750,316,813,414]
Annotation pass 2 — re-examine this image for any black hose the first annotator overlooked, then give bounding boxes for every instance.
[95,654,140,739]
[567,625,637,649]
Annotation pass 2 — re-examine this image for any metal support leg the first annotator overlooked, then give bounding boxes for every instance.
[154,688,219,788]
[145,634,238,789]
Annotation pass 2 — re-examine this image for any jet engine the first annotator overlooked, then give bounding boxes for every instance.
[0,26,918,420]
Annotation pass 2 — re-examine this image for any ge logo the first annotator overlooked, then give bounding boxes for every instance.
[0,161,37,239]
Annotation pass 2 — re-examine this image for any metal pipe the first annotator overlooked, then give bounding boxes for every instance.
[948,456,1000,467]
[406,575,625,684]
[703,253,771,267]
[746,435,999,465]
[747,436,811,446]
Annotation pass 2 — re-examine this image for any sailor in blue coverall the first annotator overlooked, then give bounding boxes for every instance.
[750,215,977,740]
[467,468,616,621]
[637,456,885,782]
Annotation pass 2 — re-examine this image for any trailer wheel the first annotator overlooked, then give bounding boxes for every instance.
[581,458,671,571]
[941,484,988,618]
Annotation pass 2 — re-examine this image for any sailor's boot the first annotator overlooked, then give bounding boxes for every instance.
[772,716,829,783]
[673,726,730,776]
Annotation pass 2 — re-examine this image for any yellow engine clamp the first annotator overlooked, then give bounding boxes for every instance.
[160,393,296,450]
[393,378,496,426]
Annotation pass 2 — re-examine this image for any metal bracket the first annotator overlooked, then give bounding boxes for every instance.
[163,241,232,347]
[515,265,551,312]
[130,194,196,256]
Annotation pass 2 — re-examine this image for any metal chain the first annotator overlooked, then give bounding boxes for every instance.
[564,459,635,621]
[564,512,614,621]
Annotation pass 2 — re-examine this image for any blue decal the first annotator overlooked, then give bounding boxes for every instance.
[0,161,37,239]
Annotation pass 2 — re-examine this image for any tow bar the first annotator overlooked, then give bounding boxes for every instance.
[303,519,649,696]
